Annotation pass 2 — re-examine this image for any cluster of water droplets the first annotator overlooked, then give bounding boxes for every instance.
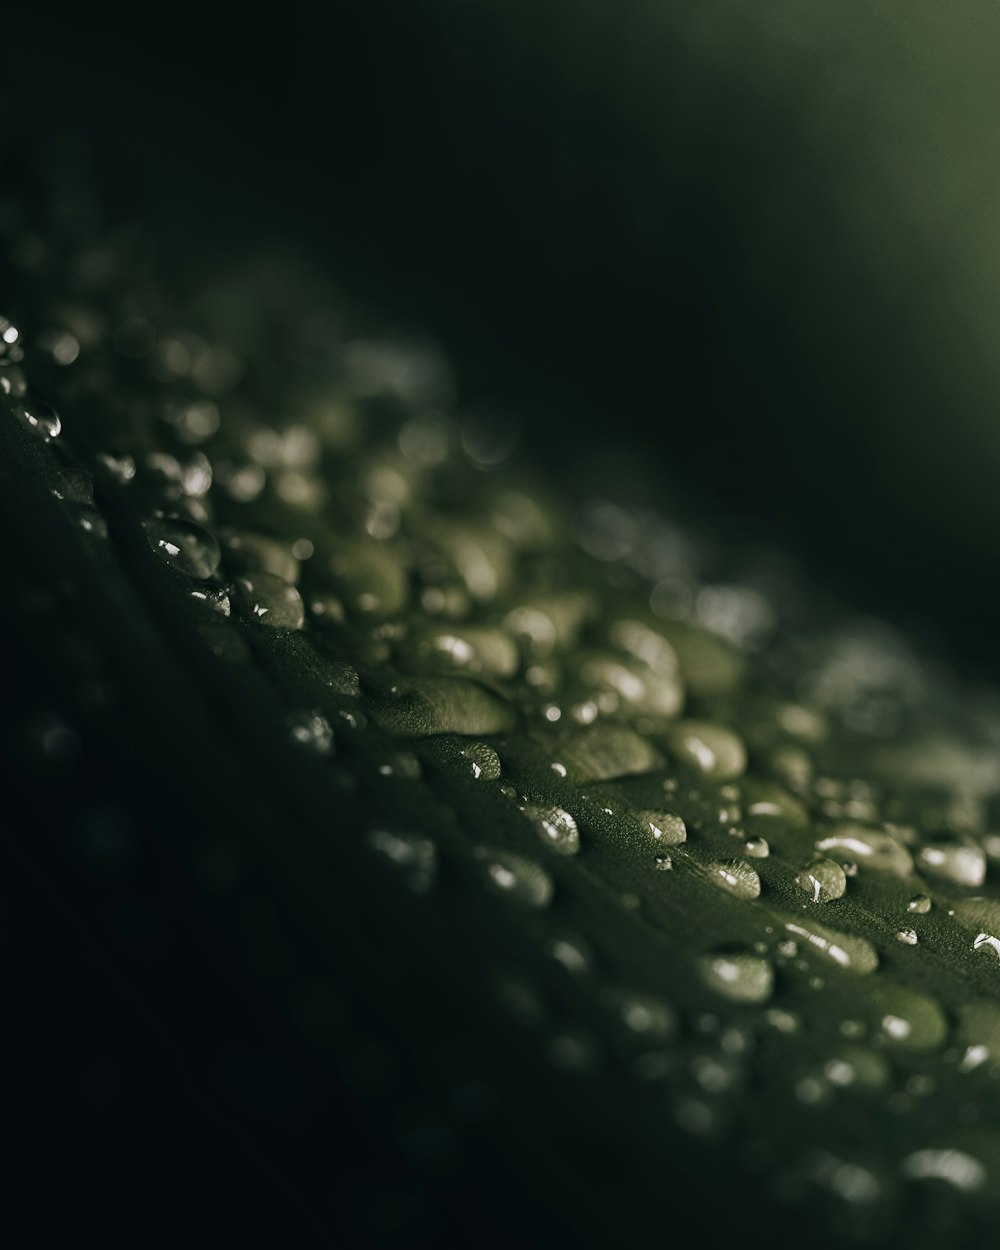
[8,201,1000,1237]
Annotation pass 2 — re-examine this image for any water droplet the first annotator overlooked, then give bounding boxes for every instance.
[698,950,774,1003]
[190,586,231,616]
[807,1154,882,1206]
[814,824,914,877]
[951,897,1000,959]
[605,990,676,1041]
[871,984,947,1049]
[916,836,986,888]
[51,467,94,506]
[654,855,674,871]
[287,710,335,755]
[13,398,61,441]
[897,928,919,946]
[222,529,300,584]
[143,516,221,579]
[796,858,847,904]
[232,573,305,629]
[370,677,513,737]
[547,936,591,975]
[667,721,747,780]
[745,836,770,858]
[459,741,502,781]
[900,1148,986,1192]
[639,809,687,845]
[554,724,661,783]
[473,847,553,909]
[366,829,436,892]
[782,918,878,974]
[705,860,761,899]
[908,893,932,914]
[523,804,580,856]
[764,1008,801,1034]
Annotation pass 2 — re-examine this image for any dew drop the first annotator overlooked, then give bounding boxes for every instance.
[370,677,513,737]
[908,893,932,914]
[782,918,878,974]
[190,586,231,617]
[459,741,502,781]
[547,936,591,975]
[523,804,580,856]
[745,836,770,858]
[143,516,221,579]
[654,855,673,871]
[796,858,847,903]
[287,710,335,756]
[705,859,761,900]
[14,398,61,441]
[605,990,676,1041]
[814,824,914,877]
[916,836,986,888]
[232,572,305,630]
[473,847,553,909]
[900,1148,986,1193]
[667,720,747,780]
[897,928,919,946]
[698,950,774,1004]
[366,828,436,892]
[639,809,687,845]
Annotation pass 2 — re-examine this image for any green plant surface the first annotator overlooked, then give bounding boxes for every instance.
[4,190,1000,1250]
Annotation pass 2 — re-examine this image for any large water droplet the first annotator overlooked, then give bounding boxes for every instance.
[698,950,774,1003]
[143,516,221,579]
[370,677,513,737]
[900,1149,986,1192]
[667,721,747,780]
[916,836,986,888]
[555,724,661,783]
[814,824,914,877]
[473,847,553,909]
[232,573,305,629]
[523,804,580,856]
[705,859,761,900]
[782,918,878,974]
[797,858,847,903]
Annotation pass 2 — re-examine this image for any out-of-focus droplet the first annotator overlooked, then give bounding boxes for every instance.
[473,847,553,909]
[698,950,774,1003]
[142,515,221,579]
[232,572,305,629]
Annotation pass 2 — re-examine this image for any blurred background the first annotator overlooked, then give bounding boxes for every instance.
[11,0,1000,671]
[6,1,1000,1241]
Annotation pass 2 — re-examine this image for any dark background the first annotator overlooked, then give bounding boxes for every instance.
[9,0,1000,672]
[6,2,1000,1244]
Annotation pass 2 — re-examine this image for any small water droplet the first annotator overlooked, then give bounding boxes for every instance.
[745,836,770,858]
[459,741,502,781]
[639,809,687,845]
[190,586,231,616]
[473,847,553,909]
[366,829,436,892]
[896,928,919,946]
[705,859,761,899]
[796,858,847,904]
[143,516,221,579]
[232,572,305,629]
[698,950,774,1003]
[287,710,335,755]
[524,804,580,855]
[547,936,591,975]
[654,854,674,871]
[908,893,932,914]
